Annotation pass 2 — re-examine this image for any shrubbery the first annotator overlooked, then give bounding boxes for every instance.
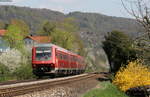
[0,49,22,72]
[13,63,35,80]
[0,48,34,81]
[113,60,150,91]
[0,64,10,82]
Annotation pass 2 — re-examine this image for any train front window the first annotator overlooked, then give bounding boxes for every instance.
[36,47,51,61]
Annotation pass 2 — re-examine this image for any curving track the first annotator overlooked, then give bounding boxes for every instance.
[0,73,105,97]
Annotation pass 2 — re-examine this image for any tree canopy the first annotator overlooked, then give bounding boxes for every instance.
[0,21,6,29]
[10,19,30,38]
[4,24,24,50]
[102,30,137,73]
[39,18,85,56]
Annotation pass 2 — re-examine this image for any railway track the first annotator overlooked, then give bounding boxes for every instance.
[0,73,105,97]
[0,79,40,86]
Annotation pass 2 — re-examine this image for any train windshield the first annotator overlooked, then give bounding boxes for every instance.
[36,47,51,61]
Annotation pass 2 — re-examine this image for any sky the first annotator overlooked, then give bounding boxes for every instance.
[0,0,131,18]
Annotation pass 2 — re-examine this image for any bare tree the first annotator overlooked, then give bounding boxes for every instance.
[121,0,150,64]
[122,0,150,38]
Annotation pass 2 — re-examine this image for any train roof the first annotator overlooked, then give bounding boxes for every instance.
[34,43,82,58]
[35,43,53,47]
[34,43,68,52]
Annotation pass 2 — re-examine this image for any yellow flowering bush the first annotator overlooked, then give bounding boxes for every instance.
[113,60,150,92]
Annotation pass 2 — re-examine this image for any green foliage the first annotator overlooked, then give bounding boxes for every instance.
[0,64,9,76]
[41,21,56,36]
[0,64,11,82]
[40,18,85,56]
[10,19,30,38]
[13,64,35,80]
[83,82,128,97]
[4,24,24,50]
[0,63,35,81]
[0,21,6,29]
[52,29,75,50]
[102,31,137,73]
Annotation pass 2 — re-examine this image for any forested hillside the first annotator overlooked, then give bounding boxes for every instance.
[0,5,141,71]
[0,5,65,32]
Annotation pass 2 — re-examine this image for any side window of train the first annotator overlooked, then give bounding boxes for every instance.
[63,54,65,60]
[72,56,73,62]
[66,55,68,60]
[72,56,74,61]
[61,54,64,60]
[74,57,76,62]
[64,54,67,60]
[73,57,74,62]
[58,53,61,59]
[76,58,78,62]
[70,56,72,61]
[77,58,79,63]
[57,53,60,59]
[60,54,62,60]
[59,53,61,59]
[61,54,63,60]
[71,56,73,62]
[79,59,81,63]
[56,51,58,58]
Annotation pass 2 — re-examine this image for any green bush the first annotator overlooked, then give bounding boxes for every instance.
[13,63,35,80]
[83,82,128,97]
[0,64,11,82]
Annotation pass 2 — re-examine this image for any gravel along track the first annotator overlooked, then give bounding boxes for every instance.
[16,75,100,97]
[0,73,106,97]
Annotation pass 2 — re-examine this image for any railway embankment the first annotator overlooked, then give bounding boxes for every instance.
[0,73,107,97]
[16,77,98,97]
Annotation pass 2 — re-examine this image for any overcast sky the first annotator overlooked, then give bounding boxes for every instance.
[0,0,131,18]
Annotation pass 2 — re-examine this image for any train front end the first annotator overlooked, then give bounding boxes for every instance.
[32,44,56,77]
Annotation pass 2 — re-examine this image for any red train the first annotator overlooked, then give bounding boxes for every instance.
[32,44,86,77]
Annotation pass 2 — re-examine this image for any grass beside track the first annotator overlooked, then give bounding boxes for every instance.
[83,82,129,97]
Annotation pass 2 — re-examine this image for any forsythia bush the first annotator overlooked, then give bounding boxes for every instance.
[113,60,150,92]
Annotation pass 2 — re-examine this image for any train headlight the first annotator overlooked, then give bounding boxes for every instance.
[33,64,36,67]
[51,64,54,67]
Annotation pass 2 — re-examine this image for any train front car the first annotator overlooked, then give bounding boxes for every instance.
[32,44,56,77]
[32,43,86,78]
